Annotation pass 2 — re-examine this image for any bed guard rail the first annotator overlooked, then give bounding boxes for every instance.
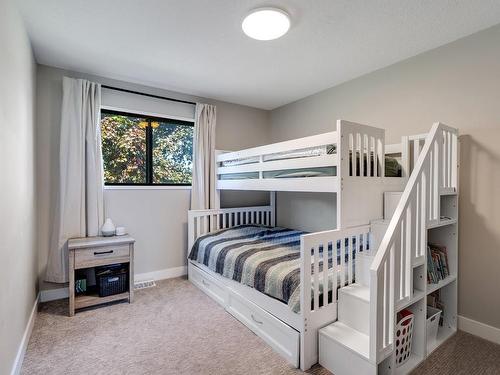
[187,206,274,250]
[300,224,371,313]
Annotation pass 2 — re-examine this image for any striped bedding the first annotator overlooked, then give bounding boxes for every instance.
[188,225,363,313]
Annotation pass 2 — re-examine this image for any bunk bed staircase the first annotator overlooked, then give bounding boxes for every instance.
[319,123,458,375]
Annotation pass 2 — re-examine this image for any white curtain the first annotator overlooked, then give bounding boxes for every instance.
[46,77,104,283]
[191,103,217,210]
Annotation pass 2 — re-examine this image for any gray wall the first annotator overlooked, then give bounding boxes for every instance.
[37,65,270,291]
[269,24,500,329]
[276,192,336,232]
[0,1,37,374]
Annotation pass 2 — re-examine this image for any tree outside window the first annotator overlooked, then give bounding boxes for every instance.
[100,110,193,185]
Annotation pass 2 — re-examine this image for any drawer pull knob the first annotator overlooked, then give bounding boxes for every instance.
[251,314,263,325]
[94,250,114,256]
[202,279,210,287]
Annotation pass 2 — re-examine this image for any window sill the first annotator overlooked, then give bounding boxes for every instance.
[104,185,192,191]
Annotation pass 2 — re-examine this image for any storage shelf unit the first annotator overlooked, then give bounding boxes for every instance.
[427,275,457,295]
[380,191,458,375]
[396,289,425,313]
[68,235,135,316]
[427,218,457,229]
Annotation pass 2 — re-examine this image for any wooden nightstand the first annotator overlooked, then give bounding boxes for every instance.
[68,235,135,316]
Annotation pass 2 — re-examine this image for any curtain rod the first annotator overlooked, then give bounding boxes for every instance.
[101,85,197,106]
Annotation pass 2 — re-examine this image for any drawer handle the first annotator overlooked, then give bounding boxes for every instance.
[202,279,210,287]
[94,250,114,256]
[251,314,263,325]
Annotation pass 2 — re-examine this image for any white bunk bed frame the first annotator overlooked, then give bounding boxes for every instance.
[215,120,408,228]
[186,120,458,372]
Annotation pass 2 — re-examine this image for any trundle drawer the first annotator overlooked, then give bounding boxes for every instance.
[189,263,227,306]
[226,291,299,367]
[74,244,130,269]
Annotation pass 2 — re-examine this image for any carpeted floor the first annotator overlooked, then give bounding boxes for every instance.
[22,277,500,375]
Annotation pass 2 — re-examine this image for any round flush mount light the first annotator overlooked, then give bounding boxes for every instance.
[242,7,290,41]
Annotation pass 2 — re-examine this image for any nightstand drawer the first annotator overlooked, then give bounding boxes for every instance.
[74,244,130,269]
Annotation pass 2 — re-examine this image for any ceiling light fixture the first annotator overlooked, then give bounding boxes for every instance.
[242,7,290,41]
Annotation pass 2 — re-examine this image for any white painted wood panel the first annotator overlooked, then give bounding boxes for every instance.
[189,262,228,306]
[217,176,339,192]
[217,132,338,162]
[226,291,300,367]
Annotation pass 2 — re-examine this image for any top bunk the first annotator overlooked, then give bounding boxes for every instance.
[216,120,408,193]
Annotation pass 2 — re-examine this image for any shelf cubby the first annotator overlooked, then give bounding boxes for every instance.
[426,280,457,355]
[427,224,458,286]
[439,194,458,221]
[380,299,426,375]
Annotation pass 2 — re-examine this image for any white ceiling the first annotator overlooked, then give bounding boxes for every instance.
[17,0,500,110]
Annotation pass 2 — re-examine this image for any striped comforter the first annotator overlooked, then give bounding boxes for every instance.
[188,225,355,313]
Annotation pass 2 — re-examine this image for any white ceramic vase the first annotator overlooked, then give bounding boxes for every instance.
[101,218,116,237]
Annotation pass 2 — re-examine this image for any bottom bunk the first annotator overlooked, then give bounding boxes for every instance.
[188,224,359,313]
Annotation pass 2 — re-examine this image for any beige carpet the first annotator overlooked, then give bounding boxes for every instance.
[22,277,500,375]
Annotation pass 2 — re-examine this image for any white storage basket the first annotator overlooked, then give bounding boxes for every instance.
[426,307,442,347]
[395,313,414,367]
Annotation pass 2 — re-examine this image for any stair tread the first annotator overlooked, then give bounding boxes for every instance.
[320,322,370,359]
[339,283,370,302]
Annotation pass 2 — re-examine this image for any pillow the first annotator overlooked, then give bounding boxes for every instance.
[385,157,402,177]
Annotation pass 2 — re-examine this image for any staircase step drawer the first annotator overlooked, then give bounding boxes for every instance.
[226,291,299,367]
[319,323,373,375]
[189,263,227,306]
[74,244,130,269]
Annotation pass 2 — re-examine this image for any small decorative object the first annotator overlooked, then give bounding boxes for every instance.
[101,218,116,237]
[115,226,127,236]
[75,278,87,294]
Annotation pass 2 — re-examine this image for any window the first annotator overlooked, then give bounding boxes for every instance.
[100,109,193,185]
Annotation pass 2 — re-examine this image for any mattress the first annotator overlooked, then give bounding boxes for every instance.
[219,148,401,180]
[219,167,336,180]
[188,225,367,313]
[220,144,336,167]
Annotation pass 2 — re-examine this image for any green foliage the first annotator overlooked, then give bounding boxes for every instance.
[101,115,147,183]
[100,114,193,184]
[153,123,193,184]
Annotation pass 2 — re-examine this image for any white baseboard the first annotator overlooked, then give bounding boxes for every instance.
[39,266,188,303]
[10,294,39,375]
[458,315,500,345]
[135,266,187,282]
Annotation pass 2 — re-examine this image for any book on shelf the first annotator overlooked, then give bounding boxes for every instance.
[427,244,450,284]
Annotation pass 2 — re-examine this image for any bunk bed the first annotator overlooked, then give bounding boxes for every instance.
[186,120,459,373]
